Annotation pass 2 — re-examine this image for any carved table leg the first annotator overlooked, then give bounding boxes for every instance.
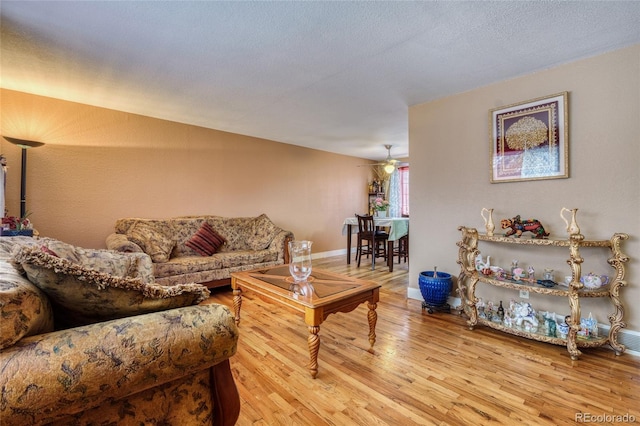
[367,301,378,353]
[232,287,242,326]
[308,325,320,379]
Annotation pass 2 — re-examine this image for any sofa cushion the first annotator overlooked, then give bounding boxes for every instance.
[185,222,226,256]
[153,255,225,278]
[0,235,40,255]
[105,233,144,253]
[41,240,155,284]
[126,221,175,263]
[12,246,210,328]
[247,213,280,250]
[216,249,278,269]
[210,217,254,251]
[0,259,55,349]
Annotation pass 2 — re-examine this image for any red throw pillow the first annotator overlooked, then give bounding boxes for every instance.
[40,245,59,257]
[185,222,226,256]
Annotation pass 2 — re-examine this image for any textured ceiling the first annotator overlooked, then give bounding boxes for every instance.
[1,1,640,161]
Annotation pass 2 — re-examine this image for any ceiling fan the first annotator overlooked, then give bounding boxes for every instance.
[358,144,401,179]
[374,144,400,174]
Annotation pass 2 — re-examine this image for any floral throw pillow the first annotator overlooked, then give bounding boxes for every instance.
[42,240,155,284]
[247,214,280,251]
[185,222,226,256]
[12,246,210,328]
[126,222,175,263]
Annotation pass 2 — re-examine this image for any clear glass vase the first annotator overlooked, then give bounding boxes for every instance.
[288,240,313,284]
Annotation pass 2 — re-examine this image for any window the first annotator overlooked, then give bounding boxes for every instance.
[398,166,409,216]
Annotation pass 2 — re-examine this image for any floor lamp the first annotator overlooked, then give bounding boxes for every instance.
[3,136,44,218]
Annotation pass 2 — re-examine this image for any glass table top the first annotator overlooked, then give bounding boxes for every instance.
[248,265,360,298]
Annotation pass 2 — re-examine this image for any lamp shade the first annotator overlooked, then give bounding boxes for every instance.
[3,136,45,149]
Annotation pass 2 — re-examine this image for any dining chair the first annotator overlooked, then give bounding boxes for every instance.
[355,214,389,269]
[394,233,409,264]
[394,214,409,264]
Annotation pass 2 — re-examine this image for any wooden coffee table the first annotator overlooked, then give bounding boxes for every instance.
[231,265,380,379]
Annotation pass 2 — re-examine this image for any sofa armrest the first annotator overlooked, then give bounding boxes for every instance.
[269,229,295,263]
[105,232,143,253]
[0,304,238,425]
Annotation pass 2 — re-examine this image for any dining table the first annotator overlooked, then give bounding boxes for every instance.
[342,216,409,272]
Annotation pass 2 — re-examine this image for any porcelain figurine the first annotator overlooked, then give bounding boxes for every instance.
[527,266,536,281]
[557,322,570,338]
[491,266,505,280]
[476,298,486,318]
[475,254,491,272]
[555,314,571,338]
[481,207,495,236]
[500,215,550,239]
[580,273,610,289]
[513,302,539,328]
[503,313,513,327]
[512,267,526,281]
[580,313,598,338]
[545,317,557,337]
[560,207,580,236]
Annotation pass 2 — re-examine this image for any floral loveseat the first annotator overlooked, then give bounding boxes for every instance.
[0,237,240,426]
[106,214,294,288]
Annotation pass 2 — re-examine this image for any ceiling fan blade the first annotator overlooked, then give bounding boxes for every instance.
[356,145,399,170]
[358,162,386,167]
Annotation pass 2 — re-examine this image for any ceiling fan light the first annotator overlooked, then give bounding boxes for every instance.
[384,163,395,174]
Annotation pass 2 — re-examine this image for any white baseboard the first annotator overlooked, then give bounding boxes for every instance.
[312,249,349,259]
[407,286,423,301]
[599,326,640,357]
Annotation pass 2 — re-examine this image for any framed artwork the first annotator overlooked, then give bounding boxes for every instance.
[490,92,568,183]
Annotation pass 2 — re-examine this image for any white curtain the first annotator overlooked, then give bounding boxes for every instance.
[387,169,401,217]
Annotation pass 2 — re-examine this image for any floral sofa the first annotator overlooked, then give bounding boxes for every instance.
[106,214,294,288]
[0,236,240,426]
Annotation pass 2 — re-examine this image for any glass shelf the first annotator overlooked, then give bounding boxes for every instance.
[477,317,608,347]
[476,274,611,298]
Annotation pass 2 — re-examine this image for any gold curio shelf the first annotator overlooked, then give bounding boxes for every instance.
[456,226,629,360]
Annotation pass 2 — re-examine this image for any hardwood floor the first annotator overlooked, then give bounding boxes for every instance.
[206,256,640,425]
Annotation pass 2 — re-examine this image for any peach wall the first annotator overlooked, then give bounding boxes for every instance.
[0,89,372,252]
[409,44,640,333]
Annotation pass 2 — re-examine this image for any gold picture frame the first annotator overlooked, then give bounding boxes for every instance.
[490,92,568,183]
